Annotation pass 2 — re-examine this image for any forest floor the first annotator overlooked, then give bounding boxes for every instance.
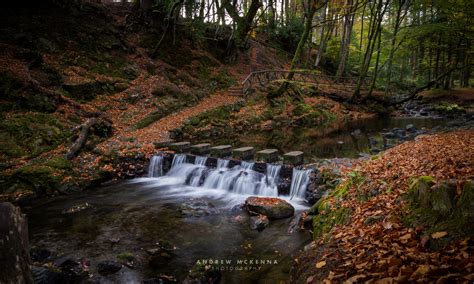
[292,130,474,283]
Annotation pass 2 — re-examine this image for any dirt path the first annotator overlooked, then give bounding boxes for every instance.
[131,91,240,143]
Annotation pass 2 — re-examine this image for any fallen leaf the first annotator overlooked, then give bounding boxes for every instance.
[431,231,448,239]
[316,260,326,269]
[400,233,412,240]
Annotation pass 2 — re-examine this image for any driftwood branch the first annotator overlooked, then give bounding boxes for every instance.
[65,117,112,160]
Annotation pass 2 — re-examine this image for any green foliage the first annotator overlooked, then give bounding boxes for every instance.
[0,164,62,195]
[271,17,305,52]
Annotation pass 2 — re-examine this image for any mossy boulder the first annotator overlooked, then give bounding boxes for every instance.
[404,178,474,249]
[0,113,69,161]
[0,165,62,195]
[245,196,295,219]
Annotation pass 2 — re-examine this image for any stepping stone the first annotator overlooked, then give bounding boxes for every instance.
[210,145,232,158]
[190,143,211,154]
[283,151,304,166]
[232,147,255,160]
[153,140,174,149]
[255,149,279,163]
[168,141,190,152]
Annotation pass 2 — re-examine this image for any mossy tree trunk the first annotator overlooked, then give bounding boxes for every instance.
[270,0,326,99]
[222,0,262,48]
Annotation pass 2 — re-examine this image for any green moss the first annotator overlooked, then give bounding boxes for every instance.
[117,252,134,262]
[45,156,72,169]
[312,199,351,240]
[0,113,69,160]
[403,178,474,250]
[0,164,62,195]
[433,102,465,114]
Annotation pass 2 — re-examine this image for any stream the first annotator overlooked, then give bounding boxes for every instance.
[25,116,453,283]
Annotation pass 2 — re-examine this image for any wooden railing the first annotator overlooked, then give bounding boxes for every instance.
[241,70,370,95]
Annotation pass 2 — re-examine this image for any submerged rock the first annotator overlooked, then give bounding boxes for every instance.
[179,199,218,217]
[97,260,122,275]
[245,196,295,219]
[250,215,270,231]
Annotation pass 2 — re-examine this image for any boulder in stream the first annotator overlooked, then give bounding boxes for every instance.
[97,260,122,275]
[0,202,33,283]
[245,197,295,219]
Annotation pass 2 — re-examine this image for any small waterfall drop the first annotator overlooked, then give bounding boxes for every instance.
[171,154,187,168]
[266,164,281,188]
[289,169,312,200]
[194,156,207,166]
[217,159,229,168]
[148,155,163,177]
[241,161,254,170]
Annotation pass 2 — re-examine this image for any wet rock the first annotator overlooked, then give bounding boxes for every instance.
[184,263,221,284]
[245,196,295,219]
[351,129,362,136]
[305,184,325,205]
[277,178,291,195]
[97,260,122,275]
[62,202,92,214]
[32,266,67,284]
[179,199,218,217]
[405,124,416,132]
[30,247,52,262]
[250,215,269,231]
[0,202,33,283]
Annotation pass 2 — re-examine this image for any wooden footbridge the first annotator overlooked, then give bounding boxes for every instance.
[235,70,370,95]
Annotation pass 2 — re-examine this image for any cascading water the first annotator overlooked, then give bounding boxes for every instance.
[171,154,187,168]
[148,155,164,177]
[194,156,207,166]
[289,169,312,200]
[241,161,254,170]
[146,155,306,202]
[217,159,229,168]
[266,164,281,188]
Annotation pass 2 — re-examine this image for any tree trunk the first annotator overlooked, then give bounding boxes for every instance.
[221,0,262,47]
[336,0,357,77]
[0,203,33,284]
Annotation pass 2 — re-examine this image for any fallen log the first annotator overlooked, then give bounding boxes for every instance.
[65,117,112,160]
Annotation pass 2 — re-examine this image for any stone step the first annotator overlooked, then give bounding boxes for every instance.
[190,143,211,155]
[210,145,232,158]
[255,149,279,163]
[232,147,255,160]
[283,151,304,166]
[168,141,191,152]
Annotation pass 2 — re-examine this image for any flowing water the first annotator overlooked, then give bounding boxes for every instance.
[26,159,311,282]
[25,116,451,282]
[147,155,163,177]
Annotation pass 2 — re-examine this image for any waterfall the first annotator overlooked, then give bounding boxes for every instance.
[194,156,207,166]
[217,159,229,168]
[148,155,163,177]
[266,164,281,188]
[145,155,309,202]
[289,169,312,200]
[241,161,254,170]
[171,154,187,168]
